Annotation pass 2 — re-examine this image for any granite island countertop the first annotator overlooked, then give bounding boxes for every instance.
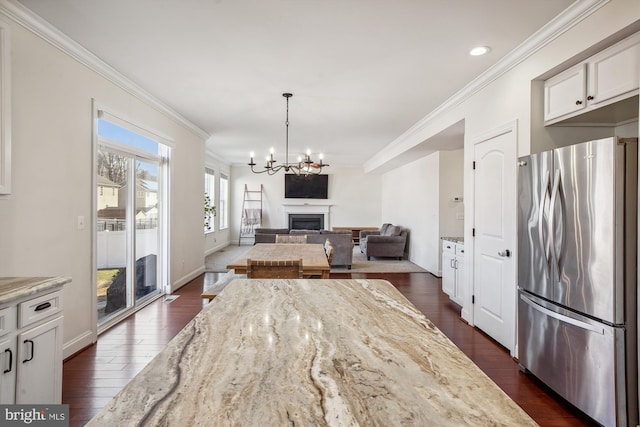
[88,278,536,426]
[0,277,69,305]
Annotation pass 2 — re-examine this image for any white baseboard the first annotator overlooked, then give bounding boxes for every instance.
[205,241,230,257]
[63,329,95,360]
[172,265,205,292]
[62,265,206,360]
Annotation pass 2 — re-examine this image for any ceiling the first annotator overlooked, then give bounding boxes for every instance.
[17,0,575,168]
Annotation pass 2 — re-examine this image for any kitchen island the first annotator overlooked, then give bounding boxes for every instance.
[88,278,536,426]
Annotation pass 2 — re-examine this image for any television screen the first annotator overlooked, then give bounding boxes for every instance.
[284,174,328,199]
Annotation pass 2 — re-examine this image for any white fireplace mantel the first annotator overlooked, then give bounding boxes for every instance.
[282,204,332,229]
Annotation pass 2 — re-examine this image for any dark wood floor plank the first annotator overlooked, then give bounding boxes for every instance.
[63,271,598,426]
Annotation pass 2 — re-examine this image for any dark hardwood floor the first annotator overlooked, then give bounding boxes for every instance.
[64,272,598,426]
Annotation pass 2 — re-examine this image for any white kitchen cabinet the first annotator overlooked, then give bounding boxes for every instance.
[544,63,587,122]
[454,248,465,304]
[442,240,464,306]
[0,305,16,404]
[587,33,640,107]
[544,31,640,124]
[442,242,456,297]
[0,286,64,404]
[16,316,63,404]
[0,335,16,404]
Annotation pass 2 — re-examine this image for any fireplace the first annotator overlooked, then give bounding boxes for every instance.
[282,204,332,230]
[289,214,324,230]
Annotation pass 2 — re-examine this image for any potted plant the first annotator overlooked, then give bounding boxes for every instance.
[204,194,217,231]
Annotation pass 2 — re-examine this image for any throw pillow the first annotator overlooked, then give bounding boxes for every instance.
[385,225,401,236]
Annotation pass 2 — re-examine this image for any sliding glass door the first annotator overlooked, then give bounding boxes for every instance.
[96,118,166,327]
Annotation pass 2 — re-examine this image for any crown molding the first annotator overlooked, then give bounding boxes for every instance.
[364,0,610,173]
[0,0,210,141]
[205,146,231,165]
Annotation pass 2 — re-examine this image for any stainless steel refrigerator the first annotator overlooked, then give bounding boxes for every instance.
[517,136,638,427]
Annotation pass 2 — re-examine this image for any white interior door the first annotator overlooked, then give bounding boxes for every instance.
[473,126,517,352]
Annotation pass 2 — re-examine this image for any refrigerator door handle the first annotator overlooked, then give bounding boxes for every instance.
[549,170,561,281]
[520,293,605,335]
[538,170,551,277]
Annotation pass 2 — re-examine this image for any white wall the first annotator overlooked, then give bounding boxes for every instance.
[0,17,207,357]
[438,149,464,273]
[230,165,382,240]
[380,149,464,275]
[438,150,464,237]
[382,152,440,273]
[204,151,231,255]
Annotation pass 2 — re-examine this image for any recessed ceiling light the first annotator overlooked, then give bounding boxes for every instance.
[469,46,491,56]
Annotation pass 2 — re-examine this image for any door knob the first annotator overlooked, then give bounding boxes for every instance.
[498,249,511,257]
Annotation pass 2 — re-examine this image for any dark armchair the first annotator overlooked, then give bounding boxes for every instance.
[360,224,408,260]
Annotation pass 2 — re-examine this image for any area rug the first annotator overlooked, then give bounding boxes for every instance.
[205,244,428,274]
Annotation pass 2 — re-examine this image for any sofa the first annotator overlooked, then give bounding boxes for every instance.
[253,228,290,244]
[289,229,354,269]
[255,228,354,268]
[359,223,408,260]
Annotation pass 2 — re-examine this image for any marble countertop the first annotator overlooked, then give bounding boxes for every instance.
[0,277,69,305]
[88,278,535,426]
[442,236,464,244]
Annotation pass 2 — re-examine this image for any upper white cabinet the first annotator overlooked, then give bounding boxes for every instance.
[588,33,640,107]
[544,32,640,125]
[544,63,587,122]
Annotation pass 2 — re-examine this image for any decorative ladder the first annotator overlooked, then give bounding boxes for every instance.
[238,184,263,245]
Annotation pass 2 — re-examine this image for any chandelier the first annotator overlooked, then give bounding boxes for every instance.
[249,92,329,175]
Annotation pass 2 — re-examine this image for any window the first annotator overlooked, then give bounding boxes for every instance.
[219,173,229,229]
[204,167,215,232]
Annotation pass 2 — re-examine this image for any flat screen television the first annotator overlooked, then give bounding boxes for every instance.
[284,174,328,199]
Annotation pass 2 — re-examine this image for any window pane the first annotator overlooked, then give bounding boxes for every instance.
[98,119,159,155]
[204,168,215,232]
[220,174,229,229]
[135,159,159,302]
[97,149,130,321]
